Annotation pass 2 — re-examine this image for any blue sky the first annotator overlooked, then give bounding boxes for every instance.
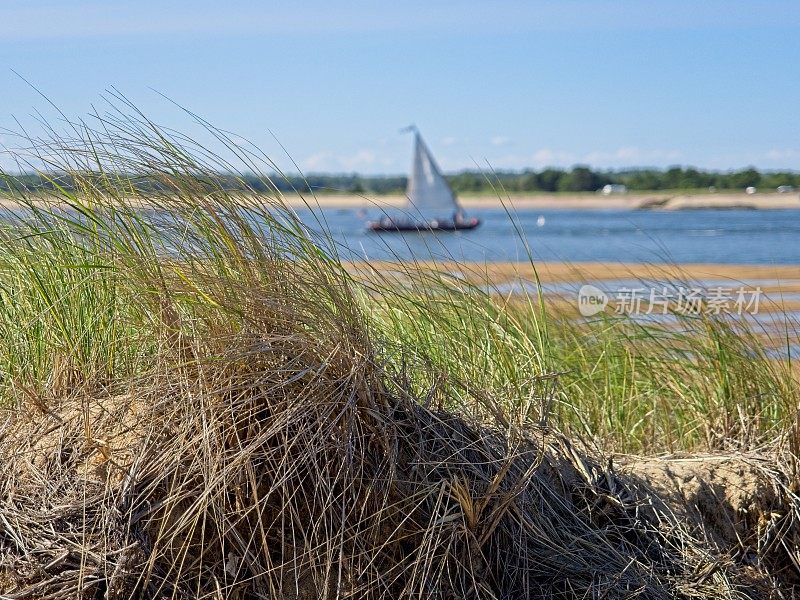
[1,1,799,174]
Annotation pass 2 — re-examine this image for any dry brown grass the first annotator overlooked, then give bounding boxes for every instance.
[0,311,799,598]
[0,100,797,598]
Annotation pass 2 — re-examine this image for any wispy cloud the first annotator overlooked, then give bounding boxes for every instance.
[530,148,576,167]
[703,148,800,170]
[765,148,800,162]
[339,149,377,171]
[581,147,683,166]
[298,144,796,174]
[490,136,511,147]
[302,147,400,172]
[465,146,687,171]
[473,148,575,170]
[302,152,333,171]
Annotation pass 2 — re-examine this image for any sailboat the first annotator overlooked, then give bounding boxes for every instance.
[367,129,480,232]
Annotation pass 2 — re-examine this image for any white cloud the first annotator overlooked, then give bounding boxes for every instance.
[530,148,577,167]
[581,147,683,166]
[613,147,642,161]
[295,144,797,175]
[490,136,511,147]
[765,148,800,162]
[303,148,401,172]
[339,149,376,171]
[452,146,688,171]
[703,148,800,170]
[476,148,577,170]
[303,152,332,171]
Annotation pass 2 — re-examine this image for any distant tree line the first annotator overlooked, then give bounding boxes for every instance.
[0,172,407,195]
[2,166,799,195]
[267,167,800,194]
[445,166,800,193]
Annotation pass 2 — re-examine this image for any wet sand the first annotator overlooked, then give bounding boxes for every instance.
[348,261,800,315]
[351,260,800,285]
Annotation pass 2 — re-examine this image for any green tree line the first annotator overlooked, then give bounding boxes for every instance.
[2,166,799,195]
[446,166,799,193]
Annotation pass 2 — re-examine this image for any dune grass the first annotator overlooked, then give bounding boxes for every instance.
[364,269,798,452]
[0,109,797,457]
[2,204,795,456]
[0,103,798,597]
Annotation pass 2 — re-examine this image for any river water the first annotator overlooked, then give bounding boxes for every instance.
[296,207,800,264]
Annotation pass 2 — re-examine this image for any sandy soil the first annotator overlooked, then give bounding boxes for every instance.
[5,389,800,597]
[620,453,793,563]
[281,192,800,211]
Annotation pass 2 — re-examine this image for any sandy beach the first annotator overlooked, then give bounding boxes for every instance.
[4,191,797,211]
[282,191,800,211]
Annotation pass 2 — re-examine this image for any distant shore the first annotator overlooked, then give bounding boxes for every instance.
[284,192,800,211]
[3,191,798,211]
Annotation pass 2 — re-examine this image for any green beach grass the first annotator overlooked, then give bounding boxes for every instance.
[0,112,796,456]
[0,105,799,597]
[0,197,796,454]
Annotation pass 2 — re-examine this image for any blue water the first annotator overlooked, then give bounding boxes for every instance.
[299,208,800,264]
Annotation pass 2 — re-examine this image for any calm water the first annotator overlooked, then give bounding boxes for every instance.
[299,208,800,264]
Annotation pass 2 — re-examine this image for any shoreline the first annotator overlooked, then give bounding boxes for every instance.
[348,260,800,284]
[284,192,800,211]
[2,191,798,211]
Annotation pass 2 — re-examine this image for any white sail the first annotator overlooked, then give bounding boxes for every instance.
[405,132,459,221]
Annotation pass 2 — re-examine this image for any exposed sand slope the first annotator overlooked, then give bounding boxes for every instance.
[2,391,800,598]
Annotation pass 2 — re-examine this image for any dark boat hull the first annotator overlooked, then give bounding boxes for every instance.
[367,218,480,232]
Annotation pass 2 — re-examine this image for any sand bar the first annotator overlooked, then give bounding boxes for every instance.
[348,261,800,319]
[282,192,800,211]
[3,191,797,211]
[349,261,800,284]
